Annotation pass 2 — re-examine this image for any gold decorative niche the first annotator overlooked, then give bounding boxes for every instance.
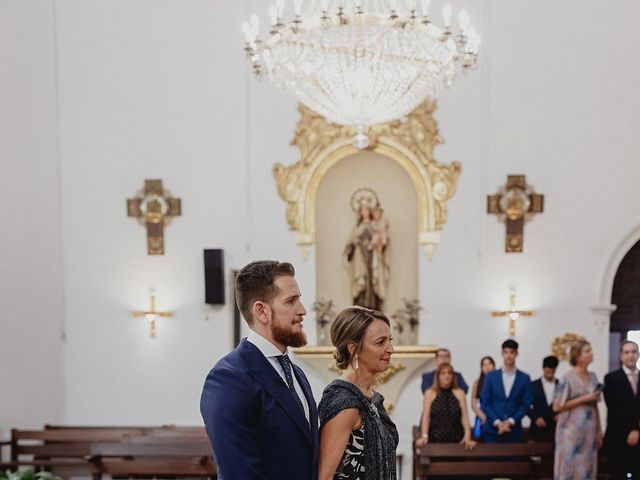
[273,102,461,259]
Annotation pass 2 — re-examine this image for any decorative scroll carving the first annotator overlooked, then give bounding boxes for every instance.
[551,333,587,361]
[273,102,460,259]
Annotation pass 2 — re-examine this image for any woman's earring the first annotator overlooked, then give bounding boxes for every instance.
[354,354,359,371]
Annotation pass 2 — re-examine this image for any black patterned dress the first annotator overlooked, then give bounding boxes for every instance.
[429,388,464,442]
[335,426,365,479]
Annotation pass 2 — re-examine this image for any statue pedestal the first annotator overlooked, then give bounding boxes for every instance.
[291,345,438,414]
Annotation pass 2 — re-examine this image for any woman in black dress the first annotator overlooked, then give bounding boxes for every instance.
[416,362,475,449]
[318,306,398,480]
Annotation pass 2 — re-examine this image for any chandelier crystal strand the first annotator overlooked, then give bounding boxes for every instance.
[242,0,480,145]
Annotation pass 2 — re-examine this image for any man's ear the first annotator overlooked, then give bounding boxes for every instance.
[253,300,271,326]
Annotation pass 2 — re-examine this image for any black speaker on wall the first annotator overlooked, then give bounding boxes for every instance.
[204,249,225,305]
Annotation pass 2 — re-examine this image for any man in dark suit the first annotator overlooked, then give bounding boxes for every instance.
[528,355,559,442]
[200,260,319,480]
[421,348,469,393]
[604,339,640,480]
[480,339,532,443]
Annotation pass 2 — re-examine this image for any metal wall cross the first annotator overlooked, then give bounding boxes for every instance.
[127,179,181,255]
[487,175,543,253]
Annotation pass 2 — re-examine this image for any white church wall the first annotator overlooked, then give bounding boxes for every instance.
[0,1,65,437]
[4,1,640,478]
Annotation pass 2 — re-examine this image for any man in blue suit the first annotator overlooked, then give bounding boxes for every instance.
[421,348,469,393]
[201,260,319,480]
[480,339,532,443]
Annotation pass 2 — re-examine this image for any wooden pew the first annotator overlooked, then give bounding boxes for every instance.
[9,427,149,476]
[87,438,216,480]
[412,427,555,479]
[414,442,555,479]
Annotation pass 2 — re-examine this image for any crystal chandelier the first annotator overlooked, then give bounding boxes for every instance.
[242,0,480,147]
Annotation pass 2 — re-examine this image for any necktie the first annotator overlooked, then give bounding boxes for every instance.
[630,371,638,396]
[276,354,306,415]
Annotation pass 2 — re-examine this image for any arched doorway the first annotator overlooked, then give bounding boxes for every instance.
[609,239,640,370]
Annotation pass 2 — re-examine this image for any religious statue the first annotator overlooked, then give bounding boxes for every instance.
[344,188,390,310]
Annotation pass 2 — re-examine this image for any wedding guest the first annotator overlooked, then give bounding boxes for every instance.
[318,306,398,480]
[480,339,532,443]
[421,348,469,394]
[416,362,475,450]
[604,340,640,480]
[200,260,318,480]
[471,355,496,433]
[553,339,602,480]
[529,355,559,442]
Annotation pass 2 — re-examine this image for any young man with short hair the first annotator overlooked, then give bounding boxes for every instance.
[200,260,319,480]
[529,355,559,442]
[480,339,532,443]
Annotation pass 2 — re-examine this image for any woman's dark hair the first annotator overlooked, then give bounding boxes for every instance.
[475,355,496,399]
[330,306,390,370]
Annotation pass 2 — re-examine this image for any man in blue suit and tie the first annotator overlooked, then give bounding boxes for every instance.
[201,260,319,480]
[480,339,532,443]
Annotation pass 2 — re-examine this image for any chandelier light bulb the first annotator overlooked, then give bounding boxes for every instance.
[294,0,303,16]
[458,9,470,32]
[268,5,278,25]
[421,0,431,16]
[241,22,252,42]
[442,5,452,28]
[276,0,285,17]
[390,0,397,11]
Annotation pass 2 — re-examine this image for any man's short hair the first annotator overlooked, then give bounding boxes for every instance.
[436,348,451,357]
[235,260,295,326]
[620,339,639,353]
[501,339,519,351]
[542,355,559,369]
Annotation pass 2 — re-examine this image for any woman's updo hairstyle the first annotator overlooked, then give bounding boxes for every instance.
[569,339,590,366]
[330,306,390,370]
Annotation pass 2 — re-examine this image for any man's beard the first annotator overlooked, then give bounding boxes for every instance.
[271,319,307,348]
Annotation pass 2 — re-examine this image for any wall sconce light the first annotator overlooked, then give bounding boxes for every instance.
[491,287,534,338]
[132,288,174,337]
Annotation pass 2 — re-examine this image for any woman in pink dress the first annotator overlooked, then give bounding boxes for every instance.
[553,339,603,480]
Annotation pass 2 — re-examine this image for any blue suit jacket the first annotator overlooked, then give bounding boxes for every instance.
[480,369,532,437]
[200,339,319,480]
[421,370,468,394]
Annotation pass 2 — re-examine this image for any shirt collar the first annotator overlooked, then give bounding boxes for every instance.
[541,377,556,385]
[247,329,287,358]
[502,367,516,376]
[622,364,638,375]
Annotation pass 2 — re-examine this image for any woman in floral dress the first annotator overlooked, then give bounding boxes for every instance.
[553,339,603,480]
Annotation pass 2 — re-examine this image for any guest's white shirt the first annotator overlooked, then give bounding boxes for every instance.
[502,368,517,397]
[247,330,310,424]
[493,368,517,426]
[541,377,556,406]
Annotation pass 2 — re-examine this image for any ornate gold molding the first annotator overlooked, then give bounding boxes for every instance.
[273,102,460,259]
[551,333,587,361]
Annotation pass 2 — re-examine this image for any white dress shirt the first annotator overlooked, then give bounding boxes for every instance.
[502,368,517,398]
[246,330,311,424]
[493,368,518,427]
[541,377,556,406]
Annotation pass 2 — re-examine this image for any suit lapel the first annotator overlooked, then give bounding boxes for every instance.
[618,368,639,399]
[240,340,312,442]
